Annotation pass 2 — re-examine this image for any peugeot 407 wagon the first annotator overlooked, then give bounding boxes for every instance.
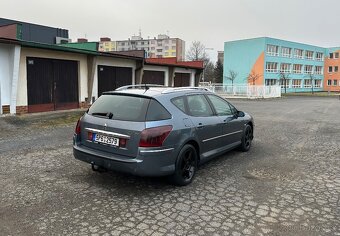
[73,85,254,186]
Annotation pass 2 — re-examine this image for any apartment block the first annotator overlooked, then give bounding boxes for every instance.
[223,37,340,92]
[0,18,69,44]
[324,47,340,92]
[98,34,185,61]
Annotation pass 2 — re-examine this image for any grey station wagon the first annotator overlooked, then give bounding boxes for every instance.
[73,85,254,185]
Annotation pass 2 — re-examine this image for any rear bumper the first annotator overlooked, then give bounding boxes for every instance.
[73,143,176,177]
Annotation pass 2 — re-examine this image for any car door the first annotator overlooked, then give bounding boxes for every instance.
[206,94,244,147]
[186,94,222,158]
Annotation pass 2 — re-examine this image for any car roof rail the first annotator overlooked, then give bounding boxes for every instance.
[161,87,211,94]
[115,84,166,91]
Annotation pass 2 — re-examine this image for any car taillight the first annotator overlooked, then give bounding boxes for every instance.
[75,118,81,135]
[139,125,172,147]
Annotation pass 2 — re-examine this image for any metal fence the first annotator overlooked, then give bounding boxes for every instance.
[200,84,282,98]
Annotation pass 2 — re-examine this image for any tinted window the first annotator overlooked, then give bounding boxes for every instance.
[146,99,171,121]
[88,94,149,122]
[171,96,186,113]
[187,95,213,117]
[207,95,233,116]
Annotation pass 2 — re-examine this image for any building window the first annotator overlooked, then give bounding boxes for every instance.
[281,47,292,57]
[165,46,169,50]
[335,66,339,72]
[334,80,338,86]
[292,79,302,88]
[330,53,334,59]
[151,47,155,50]
[304,65,313,74]
[157,49,162,52]
[266,62,278,73]
[280,63,291,73]
[165,52,169,56]
[171,52,176,56]
[280,79,290,88]
[314,80,322,88]
[316,52,324,61]
[265,79,277,85]
[327,80,332,86]
[294,49,304,59]
[314,66,323,75]
[304,79,312,88]
[293,64,303,74]
[335,52,339,59]
[172,46,176,50]
[329,66,333,73]
[172,39,177,44]
[266,45,279,56]
[305,50,314,60]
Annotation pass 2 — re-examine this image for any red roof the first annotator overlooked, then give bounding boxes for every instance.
[145,57,204,69]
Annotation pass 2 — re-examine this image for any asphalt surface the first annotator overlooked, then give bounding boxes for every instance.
[0,97,339,236]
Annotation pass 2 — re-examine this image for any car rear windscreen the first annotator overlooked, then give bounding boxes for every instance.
[88,94,150,122]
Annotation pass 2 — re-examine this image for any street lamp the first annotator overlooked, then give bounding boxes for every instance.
[202,47,214,84]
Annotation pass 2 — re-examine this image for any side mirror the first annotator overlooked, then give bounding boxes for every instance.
[237,111,245,117]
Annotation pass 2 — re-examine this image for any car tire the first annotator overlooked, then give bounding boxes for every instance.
[170,144,198,186]
[240,124,253,152]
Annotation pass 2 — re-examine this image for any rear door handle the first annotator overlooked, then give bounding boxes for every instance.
[197,123,204,128]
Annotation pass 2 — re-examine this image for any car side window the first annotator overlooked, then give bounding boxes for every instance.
[187,95,214,117]
[207,95,233,116]
[146,99,172,121]
[171,96,187,113]
[228,103,238,116]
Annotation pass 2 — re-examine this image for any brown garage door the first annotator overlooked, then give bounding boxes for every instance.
[142,70,165,85]
[98,65,132,96]
[174,73,191,87]
[27,57,79,113]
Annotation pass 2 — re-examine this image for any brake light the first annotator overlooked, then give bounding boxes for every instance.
[75,118,81,135]
[139,125,172,147]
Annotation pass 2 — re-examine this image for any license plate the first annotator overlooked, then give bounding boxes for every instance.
[93,133,119,146]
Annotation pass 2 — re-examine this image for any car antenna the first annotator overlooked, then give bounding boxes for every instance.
[144,83,149,91]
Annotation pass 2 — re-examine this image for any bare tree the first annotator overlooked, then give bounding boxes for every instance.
[204,61,215,83]
[224,70,238,87]
[247,70,262,85]
[279,71,290,94]
[305,73,316,94]
[186,41,209,62]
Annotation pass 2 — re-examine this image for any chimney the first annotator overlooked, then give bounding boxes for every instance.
[77,38,88,43]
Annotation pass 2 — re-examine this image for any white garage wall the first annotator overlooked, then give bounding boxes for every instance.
[0,44,12,112]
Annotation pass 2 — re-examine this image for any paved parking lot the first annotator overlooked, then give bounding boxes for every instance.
[0,96,339,236]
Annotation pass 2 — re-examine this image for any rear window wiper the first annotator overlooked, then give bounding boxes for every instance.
[91,112,114,119]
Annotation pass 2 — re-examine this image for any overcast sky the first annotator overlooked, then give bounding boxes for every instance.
[1,0,340,62]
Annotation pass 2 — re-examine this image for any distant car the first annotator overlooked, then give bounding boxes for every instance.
[73,85,254,185]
